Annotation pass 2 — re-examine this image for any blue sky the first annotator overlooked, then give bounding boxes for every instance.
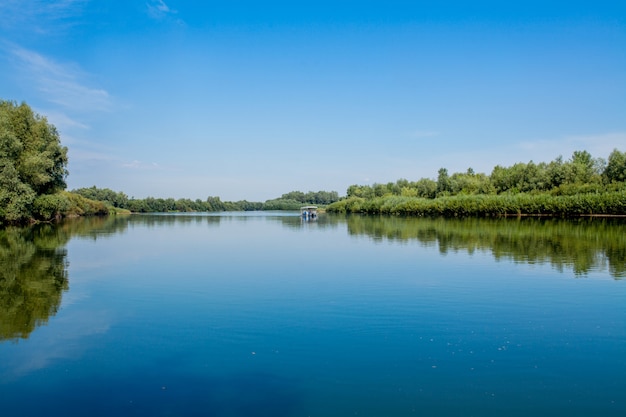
[1,1,625,201]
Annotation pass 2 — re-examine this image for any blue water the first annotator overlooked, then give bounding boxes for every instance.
[1,213,625,416]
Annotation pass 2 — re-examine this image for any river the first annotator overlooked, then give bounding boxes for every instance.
[1,213,624,416]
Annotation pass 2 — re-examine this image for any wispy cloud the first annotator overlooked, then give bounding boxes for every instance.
[37,109,89,131]
[146,0,176,19]
[145,0,185,26]
[122,160,162,170]
[0,0,89,34]
[8,44,111,113]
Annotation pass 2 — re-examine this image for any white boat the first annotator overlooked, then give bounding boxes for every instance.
[300,205,318,220]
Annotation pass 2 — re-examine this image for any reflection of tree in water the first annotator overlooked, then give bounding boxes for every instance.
[0,225,69,341]
[57,214,132,239]
[279,213,345,230]
[0,216,132,341]
[128,213,222,228]
[346,215,626,278]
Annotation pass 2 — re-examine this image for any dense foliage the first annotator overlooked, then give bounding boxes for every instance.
[275,190,340,205]
[261,190,340,210]
[329,190,626,217]
[71,187,340,213]
[0,101,70,223]
[329,150,626,217]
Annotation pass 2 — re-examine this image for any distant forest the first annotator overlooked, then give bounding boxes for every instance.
[70,188,341,213]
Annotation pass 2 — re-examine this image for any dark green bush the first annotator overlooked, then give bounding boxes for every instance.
[33,194,71,220]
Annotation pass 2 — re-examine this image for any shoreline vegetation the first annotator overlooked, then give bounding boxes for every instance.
[1,99,625,225]
[325,150,626,217]
[326,189,626,217]
[69,187,339,215]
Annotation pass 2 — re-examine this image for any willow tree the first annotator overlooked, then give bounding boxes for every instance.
[0,100,68,222]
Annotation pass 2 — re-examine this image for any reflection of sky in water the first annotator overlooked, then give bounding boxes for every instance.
[1,214,624,416]
[0,309,112,379]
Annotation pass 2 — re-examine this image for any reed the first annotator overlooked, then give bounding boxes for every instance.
[327,190,626,217]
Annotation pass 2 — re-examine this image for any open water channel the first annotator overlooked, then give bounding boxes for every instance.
[1,213,625,416]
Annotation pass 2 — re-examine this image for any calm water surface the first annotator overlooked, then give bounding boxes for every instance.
[1,213,625,416]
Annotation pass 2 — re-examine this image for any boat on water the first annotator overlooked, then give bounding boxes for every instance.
[300,205,318,220]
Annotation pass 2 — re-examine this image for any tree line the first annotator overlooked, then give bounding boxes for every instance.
[71,187,341,213]
[345,150,626,200]
[328,149,626,217]
[2,99,624,221]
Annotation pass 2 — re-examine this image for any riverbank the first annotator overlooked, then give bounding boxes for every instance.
[326,190,626,217]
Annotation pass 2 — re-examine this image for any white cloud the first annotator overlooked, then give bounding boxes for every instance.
[154,0,171,13]
[146,0,175,19]
[9,45,111,113]
[0,0,89,33]
[38,109,89,131]
[122,160,162,170]
[3,44,117,178]
[145,0,185,26]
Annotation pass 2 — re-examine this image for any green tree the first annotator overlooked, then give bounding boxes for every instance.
[347,184,374,199]
[281,191,306,202]
[206,196,226,211]
[279,190,340,205]
[412,178,437,198]
[568,150,595,184]
[436,168,451,196]
[450,170,495,195]
[603,149,626,184]
[72,186,129,208]
[0,100,68,223]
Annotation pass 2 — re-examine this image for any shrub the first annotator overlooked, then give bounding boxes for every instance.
[33,194,71,220]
